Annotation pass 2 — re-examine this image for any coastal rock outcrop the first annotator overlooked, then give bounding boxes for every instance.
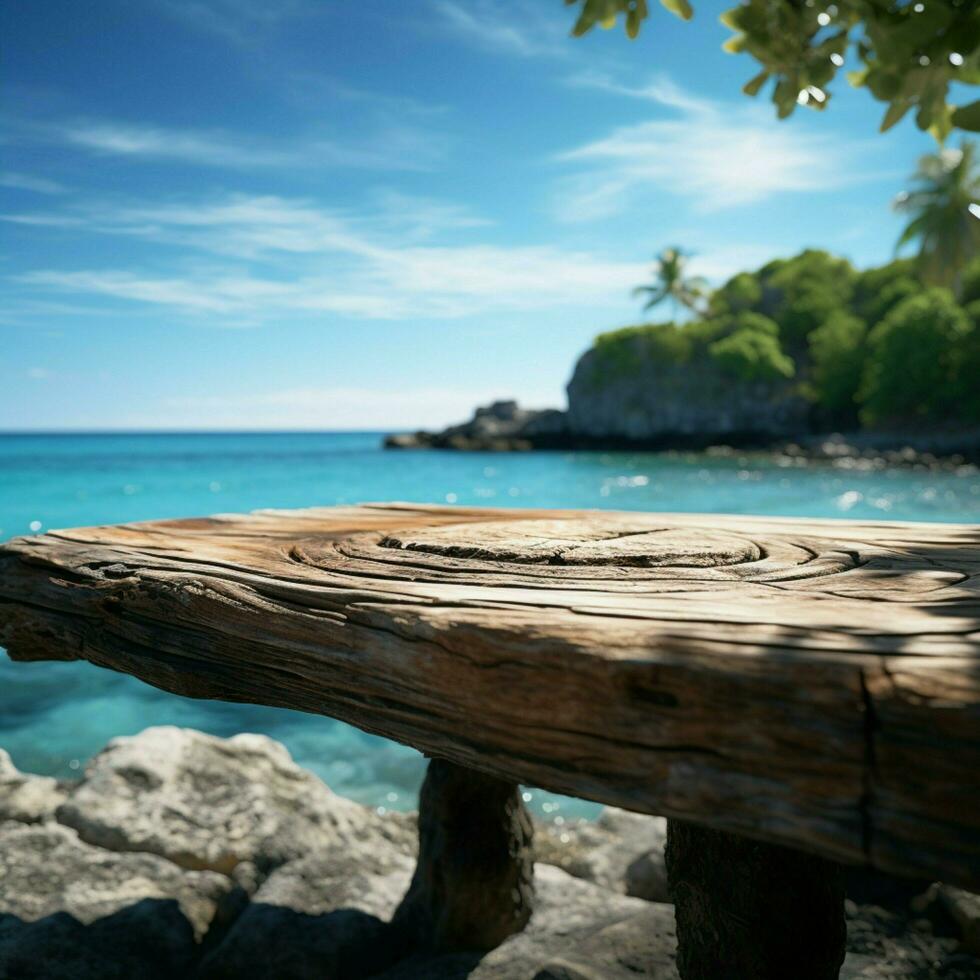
[55,726,417,877]
[0,821,239,980]
[384,400,568,451]
[371,865,669,980]
[199,848,416,979]
[534,807,668,902]
[0,748,66,824]
[565,338,807,445]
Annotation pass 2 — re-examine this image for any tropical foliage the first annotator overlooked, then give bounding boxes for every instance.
[632,247,707,315]
[593,248,980,430]
[894,141,980,292]
[564,0,980,139]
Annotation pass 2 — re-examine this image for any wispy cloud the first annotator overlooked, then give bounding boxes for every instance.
[53,119,446,172]
[565,72,714,114]
[366,190,494,239]
[14,191,644,322]
[60,122,284,167]
[555,75,866,218]
[2,213,85,228]
[151,0,313,45]
[431,0,570,58]
[0,172,67,195]
[285,72,448,119]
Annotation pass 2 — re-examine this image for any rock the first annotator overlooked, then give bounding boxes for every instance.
[374,864,668,979]
[535,807,668,901]
[843,895,978,979]
[385,433,425,449]
[939,885,980,955]
[532,907,677,979]
[0,821,238,980]
[0,748,68,823]
[199,847,415,979]
[625,849,670,903]
[566,337,807,445]
[55,726,416,877]
[384,401,568,451]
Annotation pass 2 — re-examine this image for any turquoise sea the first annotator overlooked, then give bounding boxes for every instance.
[2,431,979,819]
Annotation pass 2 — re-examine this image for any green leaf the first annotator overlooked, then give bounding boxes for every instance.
[718,9,740,30]
[952,100,980,132]
[880,100,911,132]
[742,70,769,96]
[928,105,953,144]
[660,0,693,21]
[773,77,797,108]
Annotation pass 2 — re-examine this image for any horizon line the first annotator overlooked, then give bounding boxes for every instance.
[0,428,405,436]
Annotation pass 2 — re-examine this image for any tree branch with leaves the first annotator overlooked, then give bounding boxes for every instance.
[565,0,980,140]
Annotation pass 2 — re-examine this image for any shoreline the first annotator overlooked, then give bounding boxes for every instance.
[382,399,980,468]
[385,429,980,471]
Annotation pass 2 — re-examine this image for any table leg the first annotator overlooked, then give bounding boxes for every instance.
[393,758,534,953]
[665,819,846,979]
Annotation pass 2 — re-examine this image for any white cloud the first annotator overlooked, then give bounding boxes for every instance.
[51,119,446,172]
[20,249,640,321]
[555,75,865,218]
[366,190,494,239]
[432,0,569,58]
[285,72,448,119]
[152,0,311,44]
[15,191,644,321]
[60,122,282,167]
[567,72,715,114]
[0,172,67,195]
[2,213,85,228]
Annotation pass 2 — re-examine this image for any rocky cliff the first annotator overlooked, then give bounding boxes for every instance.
[386,339,810,453]
[564,332,808,446]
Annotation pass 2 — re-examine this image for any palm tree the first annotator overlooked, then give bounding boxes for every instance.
[632,247,707,317]
[894,140,980,296]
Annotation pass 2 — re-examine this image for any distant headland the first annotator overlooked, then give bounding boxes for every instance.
[386,248,980,465]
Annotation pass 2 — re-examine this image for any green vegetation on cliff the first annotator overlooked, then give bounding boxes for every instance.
[590,249,980,431]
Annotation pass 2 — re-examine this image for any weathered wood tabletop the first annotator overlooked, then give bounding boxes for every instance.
[1,503,978,893]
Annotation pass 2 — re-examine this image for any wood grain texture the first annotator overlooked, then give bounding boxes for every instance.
[0,503,977,888]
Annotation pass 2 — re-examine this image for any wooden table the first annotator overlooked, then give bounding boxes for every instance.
[1,504,978,978]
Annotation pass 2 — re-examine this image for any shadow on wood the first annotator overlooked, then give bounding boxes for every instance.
[666,820,846,980]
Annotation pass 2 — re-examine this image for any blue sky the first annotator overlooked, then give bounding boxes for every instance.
[2,0,936,430]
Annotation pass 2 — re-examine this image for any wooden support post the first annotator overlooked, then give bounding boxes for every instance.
[665,819,846,980]
[393,758,534,954]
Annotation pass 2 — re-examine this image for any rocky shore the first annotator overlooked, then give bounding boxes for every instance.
[384,400,980,470]
[384,401,569,452]
[2,727,978,979]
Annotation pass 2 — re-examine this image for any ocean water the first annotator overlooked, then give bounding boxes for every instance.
[2,431,979,820]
